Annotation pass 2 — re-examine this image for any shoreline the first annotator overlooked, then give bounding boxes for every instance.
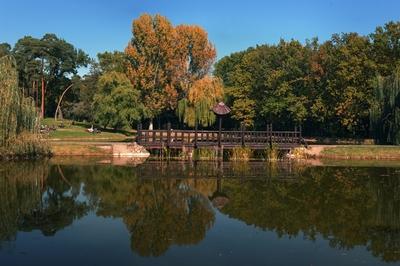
[48,142,400,161]
[302,145,400,160]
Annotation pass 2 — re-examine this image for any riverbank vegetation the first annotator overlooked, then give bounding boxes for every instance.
[1,15,400,147]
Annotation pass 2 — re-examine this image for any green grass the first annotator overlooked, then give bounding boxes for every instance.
[41,118,134,141]
[321,145,400,159]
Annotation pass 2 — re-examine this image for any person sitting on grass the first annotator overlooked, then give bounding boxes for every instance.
[87,125,94,133]
[87,125,101,134]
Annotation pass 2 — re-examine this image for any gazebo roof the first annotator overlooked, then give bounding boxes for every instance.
[212,102,231,116]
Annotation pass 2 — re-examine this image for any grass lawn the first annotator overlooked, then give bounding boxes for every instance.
[41,118,134,141]
[321,145,400,159]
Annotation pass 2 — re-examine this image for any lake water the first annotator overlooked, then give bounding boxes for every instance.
[0,159,399,266]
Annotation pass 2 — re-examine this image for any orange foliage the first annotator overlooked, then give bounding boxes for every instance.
[125,14,217,118]
[174,25,216,93]
[188,76,224,104]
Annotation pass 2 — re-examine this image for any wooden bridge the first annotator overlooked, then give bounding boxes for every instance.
[137,125,304,150]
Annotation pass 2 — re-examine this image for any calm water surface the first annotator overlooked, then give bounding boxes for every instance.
[0,159,399,266]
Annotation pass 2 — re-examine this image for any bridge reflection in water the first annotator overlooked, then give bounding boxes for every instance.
[0,161,399,264]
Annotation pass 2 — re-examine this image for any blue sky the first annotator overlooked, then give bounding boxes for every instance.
[1,0,400,60]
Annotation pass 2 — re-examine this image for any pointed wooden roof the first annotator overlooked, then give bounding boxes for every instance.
[212,102,231,115]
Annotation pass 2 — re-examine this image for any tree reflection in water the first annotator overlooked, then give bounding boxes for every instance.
[0,162,88,241]
[80,165,216,257]
[0,161,399,262]
[218,166,400,262]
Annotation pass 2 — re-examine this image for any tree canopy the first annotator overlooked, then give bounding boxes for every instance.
[93,71,145,129]
[12,34,89,118]
[3,16,400,140]
[125,14,217,127]
[215,21,400,138]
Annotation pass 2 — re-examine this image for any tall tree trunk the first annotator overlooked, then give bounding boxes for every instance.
[32,80,35,101]
[41,76,45,118]
[35,80,38,108]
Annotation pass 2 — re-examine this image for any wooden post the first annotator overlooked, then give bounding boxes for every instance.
[218,116,222,148]
[194,121,198,148]
[41,76,45,118]
[299,124,303,144]
[218,145,224,160]
[167,122,171,148]
[269,123,273,148]
[299,124,302,138]
[137,123,142,144]
[241,122,245,147]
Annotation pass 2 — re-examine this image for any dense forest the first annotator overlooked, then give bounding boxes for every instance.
[214,22,400,140]
[1,14,400,142]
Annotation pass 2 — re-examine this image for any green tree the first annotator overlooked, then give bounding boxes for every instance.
[97,51,128,73]
[93,71,145,129]
[371,21,400,76]
[215,40,311,128]
[12,34,89,118]
[0,55,38,146]
[215,32,380,136]
[370,67,400,144]
[0,43,11,58]
[177,76,224,127]
[320,33,376,135]
[68,51,127,122]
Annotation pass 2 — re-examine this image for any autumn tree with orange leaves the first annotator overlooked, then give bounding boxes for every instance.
[125,14,219,128]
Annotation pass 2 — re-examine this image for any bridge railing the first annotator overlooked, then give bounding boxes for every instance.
[136,127,302,148]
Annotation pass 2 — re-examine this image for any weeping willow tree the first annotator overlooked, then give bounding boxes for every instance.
[370,68,400,144]
[177,76,224,127]
[0,55,45,156]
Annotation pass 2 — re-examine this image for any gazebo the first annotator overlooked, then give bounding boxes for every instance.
[212,102,231,147]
